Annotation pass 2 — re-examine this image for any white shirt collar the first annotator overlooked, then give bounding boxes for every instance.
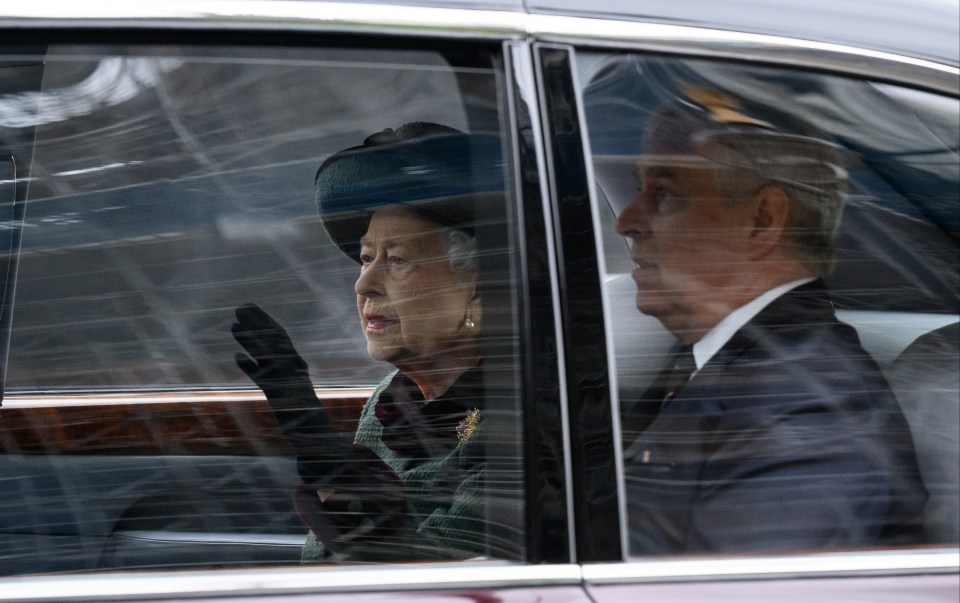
[692,277,816,372]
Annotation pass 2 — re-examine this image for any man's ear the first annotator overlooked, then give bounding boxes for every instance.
[747,184,790,259]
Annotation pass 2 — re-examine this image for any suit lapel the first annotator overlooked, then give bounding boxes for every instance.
[698,279,836,371]
[636,280,838,418]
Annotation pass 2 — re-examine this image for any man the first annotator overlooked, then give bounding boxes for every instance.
[617,86,927,555]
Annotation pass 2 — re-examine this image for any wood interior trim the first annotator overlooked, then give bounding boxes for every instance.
[0,388,372,455]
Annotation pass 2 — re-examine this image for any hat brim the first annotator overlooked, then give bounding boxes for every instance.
[314,132,504,261]
[320,192,503,263]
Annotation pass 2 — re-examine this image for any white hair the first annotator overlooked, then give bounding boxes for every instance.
[442,228,478,276]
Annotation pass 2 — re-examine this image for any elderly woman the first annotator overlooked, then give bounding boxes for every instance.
[232,122,502,563]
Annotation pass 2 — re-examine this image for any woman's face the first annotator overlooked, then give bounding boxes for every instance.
[354,208,479,370]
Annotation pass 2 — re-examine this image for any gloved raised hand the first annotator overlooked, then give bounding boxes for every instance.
[233,303,318,405]
[232,303,408,548]
[232,303,352,466]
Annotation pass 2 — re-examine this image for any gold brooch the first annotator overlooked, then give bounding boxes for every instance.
[457,408,480,445]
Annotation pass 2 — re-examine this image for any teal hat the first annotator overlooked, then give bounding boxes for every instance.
[315,122,504,261]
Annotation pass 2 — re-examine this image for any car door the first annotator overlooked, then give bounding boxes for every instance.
[0,13,593,601]
[529,10,959,601]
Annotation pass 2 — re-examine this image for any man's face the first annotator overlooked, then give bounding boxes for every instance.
[615,161,754,341]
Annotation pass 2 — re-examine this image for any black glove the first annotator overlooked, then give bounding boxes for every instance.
[294,448,408,559]
[232,303,353,473]
[233,303,318,404]
[232,303,410,544]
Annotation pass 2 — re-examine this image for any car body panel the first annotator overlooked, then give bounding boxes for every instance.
[0,1,957,601]
[0,564,588,602]
[588,573,960,603]
[526,0,960,68]
[2,2,955,97]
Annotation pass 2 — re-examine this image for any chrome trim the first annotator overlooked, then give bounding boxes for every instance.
[0,1,527,39]
[1,387,374,408]
[583,548,960,584]
[2,2,958,94]
[106,530,306,547]
[2,551,956,601]
[0,563,583,602]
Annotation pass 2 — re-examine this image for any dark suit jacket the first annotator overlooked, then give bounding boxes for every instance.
[623,280,927,555]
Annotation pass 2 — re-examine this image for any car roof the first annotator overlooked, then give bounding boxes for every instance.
[3,0,959,69]
[526,0,960,68]
[277,0,960,68]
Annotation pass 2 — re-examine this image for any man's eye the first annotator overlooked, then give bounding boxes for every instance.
[359,254,373,265]
[389,256,407,266]
[653,185,676,210]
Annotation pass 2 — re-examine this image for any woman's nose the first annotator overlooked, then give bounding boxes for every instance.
[355,261,385,298]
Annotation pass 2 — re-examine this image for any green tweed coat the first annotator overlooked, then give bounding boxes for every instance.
[301,370,486,562]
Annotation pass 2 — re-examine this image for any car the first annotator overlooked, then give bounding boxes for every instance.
[0,0,957,601]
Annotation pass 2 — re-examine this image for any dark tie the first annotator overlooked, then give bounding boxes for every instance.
[621,345,697,438]
[661,345,695,409]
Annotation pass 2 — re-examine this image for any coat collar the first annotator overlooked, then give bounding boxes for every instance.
[375,365,485,458]
[701,279,837,370]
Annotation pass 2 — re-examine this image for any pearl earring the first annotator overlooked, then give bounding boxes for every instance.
[464,318,475,329]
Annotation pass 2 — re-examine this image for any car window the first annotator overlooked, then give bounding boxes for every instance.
[576,51,959,557]
[0,42,527,575]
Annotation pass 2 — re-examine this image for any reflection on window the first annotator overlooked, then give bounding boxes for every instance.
[0,44,524,576]
[578,52,959,556]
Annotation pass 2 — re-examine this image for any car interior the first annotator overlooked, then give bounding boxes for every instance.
[585,52,960,547]
[0,41,525,575]
[0,38,956,579]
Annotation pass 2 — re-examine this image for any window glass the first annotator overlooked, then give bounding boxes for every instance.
[0,43,525,575]
[577,52,959,556]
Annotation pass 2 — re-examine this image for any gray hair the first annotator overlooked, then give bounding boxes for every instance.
[713,155,846,276]
[442,228,479,277]
[644,92,848,276]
